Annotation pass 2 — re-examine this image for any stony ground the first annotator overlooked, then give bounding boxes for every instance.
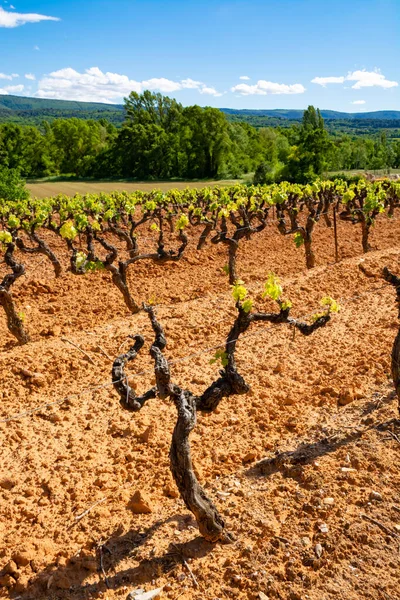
[0,212,399,600]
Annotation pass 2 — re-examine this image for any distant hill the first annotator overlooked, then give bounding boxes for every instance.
[0,95,125,126]
[1,95,400,132]
[221,108,400,120]
[0,94,124,113]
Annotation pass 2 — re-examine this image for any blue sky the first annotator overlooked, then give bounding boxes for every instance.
[1,0,399,111]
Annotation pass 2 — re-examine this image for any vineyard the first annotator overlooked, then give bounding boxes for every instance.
[0,179,400,600]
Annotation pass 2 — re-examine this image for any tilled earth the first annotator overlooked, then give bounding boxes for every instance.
[0,214,399,600]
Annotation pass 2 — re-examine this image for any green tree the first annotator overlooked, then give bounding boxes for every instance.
[0,166,29,201]
[285,106,332,183]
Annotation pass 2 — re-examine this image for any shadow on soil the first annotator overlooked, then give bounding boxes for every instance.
[18,515,214,599]
[245,391,399,483]
[16,394,399,599]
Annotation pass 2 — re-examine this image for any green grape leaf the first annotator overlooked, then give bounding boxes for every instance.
[210,349,229,367]
[263,273,282,301]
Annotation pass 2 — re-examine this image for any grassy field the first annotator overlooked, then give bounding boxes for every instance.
[26,179,243,198]
[327,168,400,177]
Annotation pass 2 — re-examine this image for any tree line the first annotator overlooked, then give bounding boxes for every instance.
[1,91,400,183]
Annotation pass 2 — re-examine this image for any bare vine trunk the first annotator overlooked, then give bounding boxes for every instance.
[228,240,238,284]
[383,267,400,415]
[0,243,30,344]
[169,389,230,542]
[304,234,316,269]
[361,220,371,253]
[391,330,400,415]
[108,265,140,314]
[0,288,30,344]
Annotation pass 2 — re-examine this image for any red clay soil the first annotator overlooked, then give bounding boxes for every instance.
[0,214,400,600]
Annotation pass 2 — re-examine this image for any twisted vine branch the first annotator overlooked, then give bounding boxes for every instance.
[0,243,30,344]
[112,299,331,542]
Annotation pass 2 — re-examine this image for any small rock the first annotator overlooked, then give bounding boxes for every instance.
[242,451,257,463]
[258,593,269,600]
[301,536,311,547]
[0,478,16,490]
[138,425,154,443]
[341,467,356,473]
[3,561,18,576]
[0,574,15,588]
[11,551,32,567]
[323,497,335,506]
[216,491,230,500]
[320,386,339,398]
[163,483,178,499]
[394,524,400,532]
[338,389,354,406]
[127,587,163,600]
[315,543,323,558]
[369,490,383,502]
[128,490,152,514]
[318,523,329,534]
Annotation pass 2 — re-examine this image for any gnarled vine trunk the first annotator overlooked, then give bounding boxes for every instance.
[112,298,331,542]
[383,267,400,415]
[0,243,30,344]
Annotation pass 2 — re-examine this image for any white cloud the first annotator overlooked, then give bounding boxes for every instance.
[34,45,40,50]
[312,69,398,90]
[199,86,223,97]
[347,69,398,89]
[35,67,222,102]
[0,72,19,80]
[311,76,345,87]
[239,75,250,81]
[25,73,36,80]
[0,6,60,27]
[351,100,366,105]
[180,78,203,89]
[231,80,306,96]
[0,84,24,95]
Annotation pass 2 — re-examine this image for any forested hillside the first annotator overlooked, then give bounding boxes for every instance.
[1,92,400,181]
[2,94,400,133]
[0,95,124,126]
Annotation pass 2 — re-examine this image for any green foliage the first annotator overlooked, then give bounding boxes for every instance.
[320,296,340,313]
[241,298,253,313]
[75,251,104,273]
[210,349,229,367]
[0,231,12,245]
[262,273,283,301]
[1,95,400,183]
[311,296,340,322]
[231,280,248,302]
[175,214,189,230]
[0,167,29,202]
[293,231,304,248]
[60,221,78,240]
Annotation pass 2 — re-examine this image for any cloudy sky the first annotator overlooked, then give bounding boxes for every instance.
[1,0,399,111]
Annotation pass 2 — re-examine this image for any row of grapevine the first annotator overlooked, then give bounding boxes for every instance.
[0,179,399,343]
